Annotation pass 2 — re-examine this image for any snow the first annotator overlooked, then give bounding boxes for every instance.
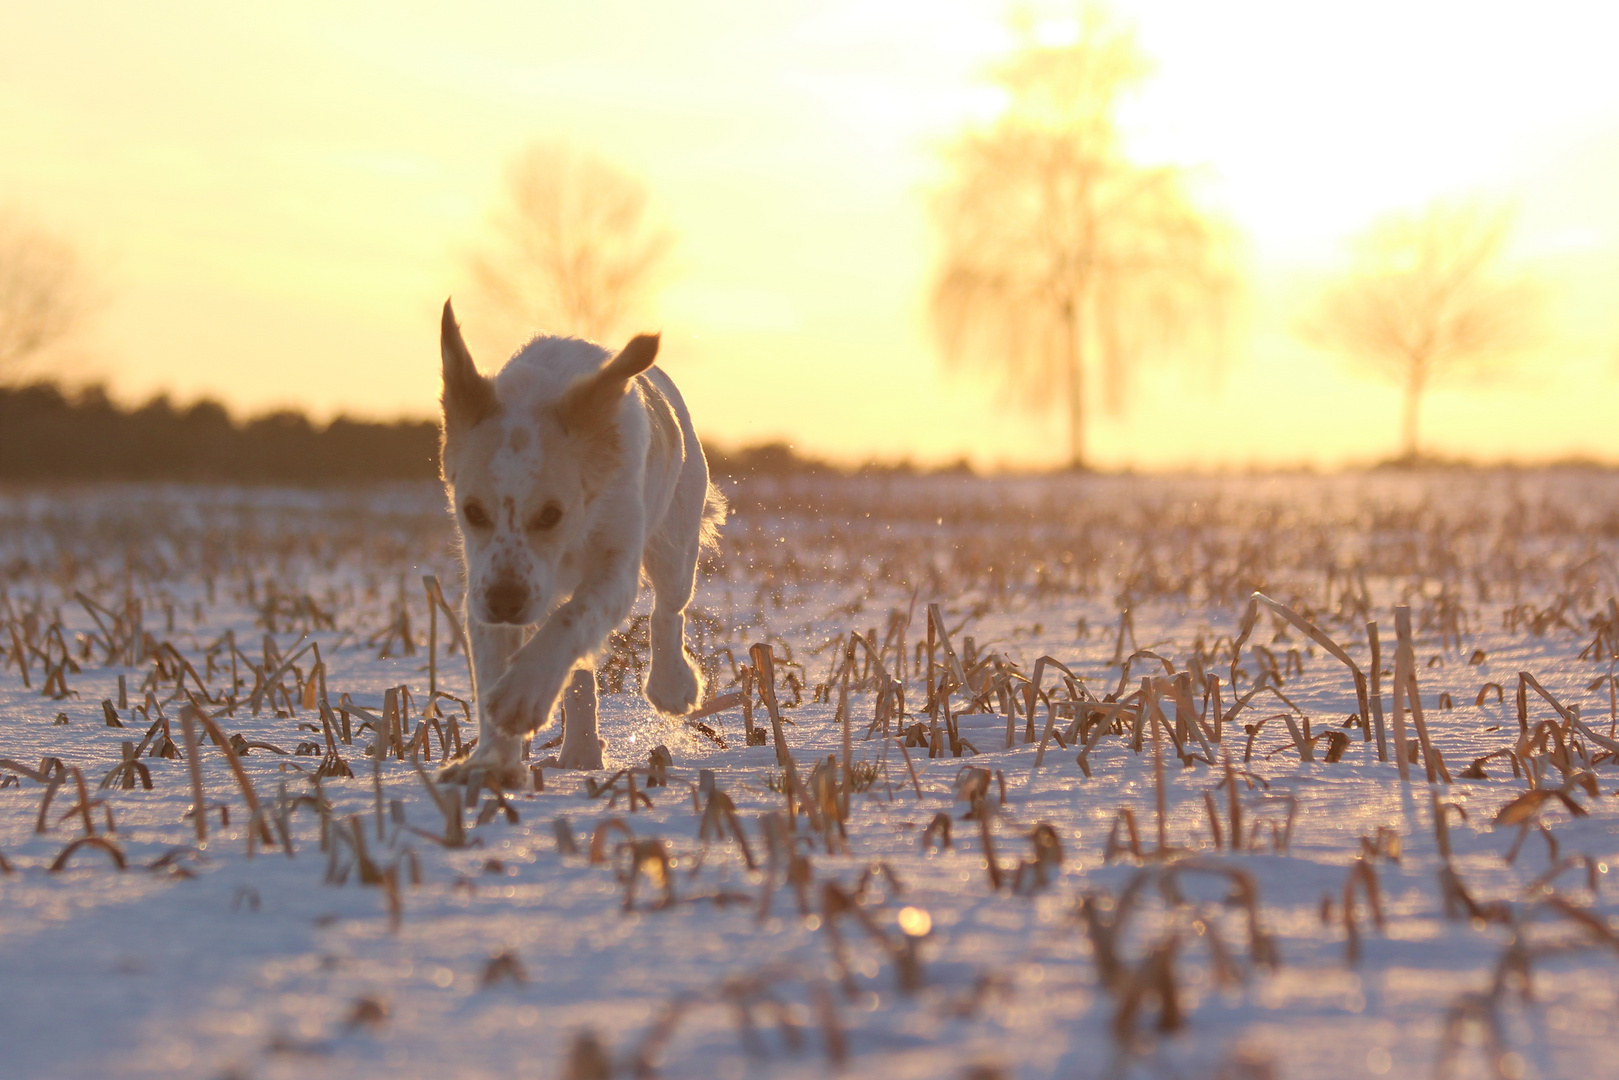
[2,472,1618,1079]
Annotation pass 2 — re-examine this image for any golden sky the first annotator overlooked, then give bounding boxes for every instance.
[3,1,1618,468]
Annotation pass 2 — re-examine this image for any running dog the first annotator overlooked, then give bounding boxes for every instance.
[435,300,723,784]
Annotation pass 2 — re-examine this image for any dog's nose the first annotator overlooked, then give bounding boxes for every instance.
[483,581,528,623]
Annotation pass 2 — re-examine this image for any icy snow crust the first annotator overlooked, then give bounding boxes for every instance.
[1,472,1617,1079]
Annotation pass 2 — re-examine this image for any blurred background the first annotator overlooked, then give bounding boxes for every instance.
[2,0,1617,476]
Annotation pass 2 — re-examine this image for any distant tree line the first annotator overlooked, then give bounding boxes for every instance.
[0,382,441,484]
[0,381,930,485]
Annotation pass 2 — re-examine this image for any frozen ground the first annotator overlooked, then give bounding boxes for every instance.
[2,471,1618,1080]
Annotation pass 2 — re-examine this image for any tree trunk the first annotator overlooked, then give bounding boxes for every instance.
[1400,367,1424,464]
[1063,297,1086,470]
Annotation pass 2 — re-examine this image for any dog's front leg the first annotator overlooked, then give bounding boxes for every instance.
[561,666,601,771]
[484,542,641,770]
[437,620,529,787]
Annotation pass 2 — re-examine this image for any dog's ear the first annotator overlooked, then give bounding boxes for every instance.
[558,333,659,430]
[440,299,497,436]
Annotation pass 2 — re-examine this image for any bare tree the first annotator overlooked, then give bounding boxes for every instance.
[470,141,674,344]
[1303,201,1538,463]
[0,212,89,381]
[928,7,1234,469]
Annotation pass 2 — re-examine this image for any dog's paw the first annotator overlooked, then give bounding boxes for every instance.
[485,669,564,739]
[435,754,527,790]
[557,737,606,772]
[644,653,702,716]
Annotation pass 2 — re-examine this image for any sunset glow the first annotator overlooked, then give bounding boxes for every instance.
[3,0,1617,468]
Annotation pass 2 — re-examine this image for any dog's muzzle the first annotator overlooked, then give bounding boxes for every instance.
[482,581,529,624]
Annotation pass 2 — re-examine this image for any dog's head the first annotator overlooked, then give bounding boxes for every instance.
[438,300,657,626]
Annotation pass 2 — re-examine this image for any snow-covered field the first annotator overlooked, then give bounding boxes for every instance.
[3,471,1618,1080]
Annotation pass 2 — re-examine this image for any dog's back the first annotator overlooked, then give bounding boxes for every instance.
[634,365,726,556]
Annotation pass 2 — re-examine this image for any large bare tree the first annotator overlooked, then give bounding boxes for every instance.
[929,8,1234,469]
[0,212,89,381]
[1303,201,1538,463]
[470,141,674,345]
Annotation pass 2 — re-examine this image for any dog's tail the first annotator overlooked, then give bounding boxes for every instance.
[698,480,727,552]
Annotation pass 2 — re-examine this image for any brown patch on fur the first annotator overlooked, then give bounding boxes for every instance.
[558,334,660,432]
[552,334,661,499]
[576,429,623,500]
[547,398,623,501]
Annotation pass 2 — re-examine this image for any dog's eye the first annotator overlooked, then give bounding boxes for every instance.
[462,501,492,528]
[527,503,563,532]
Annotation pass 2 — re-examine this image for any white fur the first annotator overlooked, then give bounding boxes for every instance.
[435,303,722,784]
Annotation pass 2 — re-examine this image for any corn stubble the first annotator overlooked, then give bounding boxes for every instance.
[3,474,1619,1076]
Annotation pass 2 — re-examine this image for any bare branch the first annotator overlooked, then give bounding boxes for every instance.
[1300,200,1540,461]
[468,142,674,346]
[0,213,89,380]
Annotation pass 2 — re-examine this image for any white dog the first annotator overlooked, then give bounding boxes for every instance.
[435,300,723,783]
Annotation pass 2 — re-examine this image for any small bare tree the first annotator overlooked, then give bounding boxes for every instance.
[470,141,674,345]
[929,7,1234,469]
[1303,201,1538,463]
[0,212,89,381]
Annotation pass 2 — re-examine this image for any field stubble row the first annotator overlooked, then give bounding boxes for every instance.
[1,470,1618,1079]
